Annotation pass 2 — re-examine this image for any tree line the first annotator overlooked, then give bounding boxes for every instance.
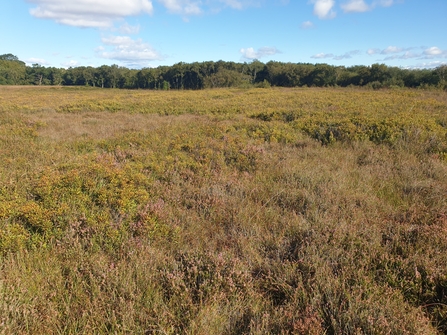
[1,53,446,89]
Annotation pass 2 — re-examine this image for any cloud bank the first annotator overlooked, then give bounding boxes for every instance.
[313,45,446,67]
[97,35,164,67]
[311,50,360,60]
[27,0,154,28]
[157,0,202,16]
[310,0,397,19]
[27,0,263,27]
[367,46,447,60]
[341,0,370,13]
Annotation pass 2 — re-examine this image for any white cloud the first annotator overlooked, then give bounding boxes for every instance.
[240,47,257,59]
[368,46,419,58]
[311,52,334,59]
[342,0,398,13]
[308,0,398,20]
[27,0,153,28]
[61,59,80,68]
[311,0,336,19]
[117,23,141,34]
[407,61,447,69]
[27,0,271,26]
[309,45,445,67]
[218,0,263,10]
[424,46,443,56]
[26,57,49,65]
[311,50,360,60]
[157,0,202,15]
[240,47,280,60]
[383,51,418,60]
[367,45,446,63]
[157,0,261,16]
[98,35,164,67]
[333,50,361,60]
[399,51,418,59]
[301,20,315,29]
[341,0,370,13]
[367,48,380,55]
[373,0,394,7]
[333,55,348,60]
[219,0,244,10]
[381,46,403,54]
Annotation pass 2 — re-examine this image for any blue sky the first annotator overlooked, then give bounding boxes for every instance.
[1,0,446,69]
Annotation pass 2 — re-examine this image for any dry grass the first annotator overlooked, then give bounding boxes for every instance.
[1,86,446,334]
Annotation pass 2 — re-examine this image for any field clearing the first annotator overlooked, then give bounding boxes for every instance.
[1,86,447,334]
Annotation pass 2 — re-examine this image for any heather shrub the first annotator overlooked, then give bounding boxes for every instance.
[0,86,446,334]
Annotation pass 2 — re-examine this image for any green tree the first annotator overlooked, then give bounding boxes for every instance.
[0,53,20,62]
[166,62,186,89]
[247,60,265,84]
[308,64,336,87]
[436,65,447,89]
[48,67,64,85]
[26,64,51,85]
[204,69,249,88]
[369,63,391,84]
[0,54,26,85]
[336,67,358,87]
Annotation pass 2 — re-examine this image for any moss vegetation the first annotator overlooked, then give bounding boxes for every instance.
[1,86,446,334]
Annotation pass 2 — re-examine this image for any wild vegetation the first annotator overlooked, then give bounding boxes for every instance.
[1,53,447,90]
[0,85,446,334]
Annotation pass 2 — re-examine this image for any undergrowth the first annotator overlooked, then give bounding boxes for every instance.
[0,86,446,334]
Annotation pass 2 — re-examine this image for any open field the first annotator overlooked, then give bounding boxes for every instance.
[1,86,447,334]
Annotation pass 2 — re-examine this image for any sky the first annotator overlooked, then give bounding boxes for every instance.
[1,0,446,69]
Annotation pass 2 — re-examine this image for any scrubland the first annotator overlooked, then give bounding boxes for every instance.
[0,86,446,334]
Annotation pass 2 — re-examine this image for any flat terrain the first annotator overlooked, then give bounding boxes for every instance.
[1,86,447,334]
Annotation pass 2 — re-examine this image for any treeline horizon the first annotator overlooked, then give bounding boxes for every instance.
[1,53,446,90]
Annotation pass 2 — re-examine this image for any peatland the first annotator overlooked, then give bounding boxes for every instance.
[1,86,446,334]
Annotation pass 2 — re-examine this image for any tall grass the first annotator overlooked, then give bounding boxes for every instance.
[1,86,446,334]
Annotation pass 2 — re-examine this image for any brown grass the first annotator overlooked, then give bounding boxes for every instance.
[0,86,446,334]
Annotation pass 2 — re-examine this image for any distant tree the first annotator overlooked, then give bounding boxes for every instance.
[0,54,21,62]
[246,60,266,84]
[48,67,64,85]
[62,67,78,86]
[436,65,447,89]
[264,61,286,86]
[136,68,155,89]
[204,69,249,88]
[1,56,443,89]
[166,62,186,89]
[0,59,26,84]
[81,67,95,86]
[308,64,336,87]
[336,66,357,87]
[402,69,417,88]
[354,65,371,86]
[369,63,391,84]
[437,65,447,82]
[108,65,120,89]
[383,66,404,87]
[184,62,204,89]
[0,54,26,85]
[25,64,51,85]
